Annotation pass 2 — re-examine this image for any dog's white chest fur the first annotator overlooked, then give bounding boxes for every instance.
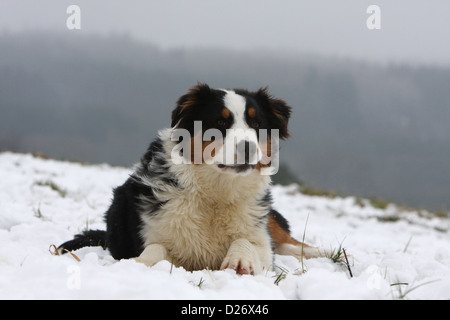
[139,162,272,271]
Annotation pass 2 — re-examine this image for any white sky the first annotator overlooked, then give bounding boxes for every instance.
[1,0,449,66]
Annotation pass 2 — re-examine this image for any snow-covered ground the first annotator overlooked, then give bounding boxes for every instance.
[0,152,449,300]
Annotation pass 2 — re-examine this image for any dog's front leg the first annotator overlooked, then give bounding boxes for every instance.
[220,239,269,275]
[133,243,169,267]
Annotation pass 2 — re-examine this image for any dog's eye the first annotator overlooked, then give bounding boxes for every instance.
[250,120,260,128]
[217,120,226,127]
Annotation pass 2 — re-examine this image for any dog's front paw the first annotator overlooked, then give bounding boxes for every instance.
[132,243,168,267]
[221,254,255,275]
[220,239,262,275]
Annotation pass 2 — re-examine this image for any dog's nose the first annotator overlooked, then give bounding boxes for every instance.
[236,140,258,164]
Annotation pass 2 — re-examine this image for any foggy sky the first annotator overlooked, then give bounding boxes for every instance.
[1,0,449,66]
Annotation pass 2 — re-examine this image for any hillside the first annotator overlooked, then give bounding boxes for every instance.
[0,152,449,299]
[1,33,450,210]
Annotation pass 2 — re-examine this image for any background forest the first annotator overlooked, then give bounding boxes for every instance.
[1,33,449,211]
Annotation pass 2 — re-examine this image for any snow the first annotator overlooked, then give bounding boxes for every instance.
[1,151,449,300]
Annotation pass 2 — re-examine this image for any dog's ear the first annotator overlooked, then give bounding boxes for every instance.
[171,82,211,128]
[256,87,292,140]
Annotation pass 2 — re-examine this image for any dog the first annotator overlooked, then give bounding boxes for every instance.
[58,83,326,275]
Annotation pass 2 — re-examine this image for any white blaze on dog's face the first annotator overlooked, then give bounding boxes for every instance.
[213,90,262,175]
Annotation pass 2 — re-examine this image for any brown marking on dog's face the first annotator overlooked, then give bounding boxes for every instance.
[255,137,272,171]
[221,107,231,119]
[203,141,215,158]
[248,107,256,118]
[189,135,225,165]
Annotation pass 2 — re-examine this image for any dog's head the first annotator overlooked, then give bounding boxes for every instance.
[170,83,291,176]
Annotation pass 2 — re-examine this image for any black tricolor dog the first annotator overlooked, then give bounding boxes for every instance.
[58,83,325,274]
